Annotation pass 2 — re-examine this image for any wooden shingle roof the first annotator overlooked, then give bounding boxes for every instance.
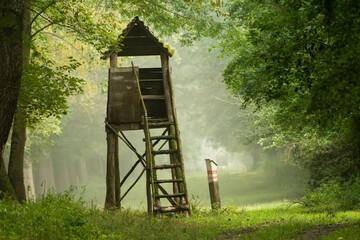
[102,16,174,59]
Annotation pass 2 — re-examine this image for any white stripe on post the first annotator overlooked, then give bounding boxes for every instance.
[207,169,218,182]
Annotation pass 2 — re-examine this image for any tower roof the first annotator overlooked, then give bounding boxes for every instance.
[102,16,174,59]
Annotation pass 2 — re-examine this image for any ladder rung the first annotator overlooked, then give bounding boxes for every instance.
[155,193,185,199]
[153,164,181,170]
[154,204,190,213]
[148,122,174,127]
[151,135,176,140]
[142,95,165,100]
[147,118,168,123]
[152,149,178,155]
[154,179,183,184]
[143,135,176,142]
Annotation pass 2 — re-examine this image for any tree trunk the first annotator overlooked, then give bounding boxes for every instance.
[8,114,26,202]
[7,0,31,203]
[34,158,47,197]
[53,157,70,193]
[0,0,25,199]
[67,162,77,187]
[45,157,56,191]
[251,147,262,171]
[77,157,88,184]
[33,155,56,197]
[0,154,16,199]
[23,157,36,200]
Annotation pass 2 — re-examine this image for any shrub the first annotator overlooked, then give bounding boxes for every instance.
[302,175,360,212]
[0,188,101,239]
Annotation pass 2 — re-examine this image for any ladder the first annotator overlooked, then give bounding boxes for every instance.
[132,63,190,216]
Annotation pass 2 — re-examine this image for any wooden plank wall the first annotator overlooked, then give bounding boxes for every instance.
[107,67,168,131]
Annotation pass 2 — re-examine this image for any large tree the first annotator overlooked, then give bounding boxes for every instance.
[0,0,26,199]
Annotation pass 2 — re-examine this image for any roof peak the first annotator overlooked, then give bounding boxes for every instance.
[102,17,174,59]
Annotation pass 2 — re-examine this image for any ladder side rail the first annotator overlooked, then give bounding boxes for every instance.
[160,53,182,201]
[132,62,161,215]
[169,153,180,204]
[168,67,190,214]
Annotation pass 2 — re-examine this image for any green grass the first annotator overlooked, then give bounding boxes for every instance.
[82,169,305,209]
[1,190,360,240]
[321,225,360,240]
[186,169,305,211]
[3,171,357,239]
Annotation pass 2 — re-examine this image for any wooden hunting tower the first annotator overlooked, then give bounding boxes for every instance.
[102,17,189,215]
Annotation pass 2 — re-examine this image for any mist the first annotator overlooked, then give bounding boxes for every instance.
[5,38,308,209]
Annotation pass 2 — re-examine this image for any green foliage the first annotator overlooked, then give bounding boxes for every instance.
[302,175,360,212]
[322,225,360,240]
[260,150,307,193]
[217,0,360,183]
[1,190,360,239]
[0,189,100,239]
[32,0,122,53]
[21,54,84,127]
[31,0,223,53]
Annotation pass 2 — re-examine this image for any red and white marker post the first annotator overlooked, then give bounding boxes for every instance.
[205,159,221,210]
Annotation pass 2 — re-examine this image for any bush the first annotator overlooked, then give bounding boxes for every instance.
[0,188,101,239]
[302,175,360,212]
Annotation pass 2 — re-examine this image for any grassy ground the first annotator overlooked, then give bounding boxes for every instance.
[187,169,304,207]
[3,170,357,239]
[83,169,305,209]
[0,193,359,240]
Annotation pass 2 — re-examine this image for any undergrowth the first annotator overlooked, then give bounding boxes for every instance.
[301,175,360,212]
[0,187,360,239]
[0,188,100,239]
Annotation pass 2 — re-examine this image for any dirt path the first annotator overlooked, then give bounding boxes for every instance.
[296,223,355,240]
[222,222,355,239]
[221,221,281,239]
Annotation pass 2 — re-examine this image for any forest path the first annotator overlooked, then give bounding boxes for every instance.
[221,221,282,239]
[221,222,355,239]
[296,223,354,240]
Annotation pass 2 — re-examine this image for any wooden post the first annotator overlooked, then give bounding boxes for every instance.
[160,53,173,119]
[105,131,116,209]
[114,136,121,209]
[110,53,117,69]
[205,159,221,210]
[105,52,118,210]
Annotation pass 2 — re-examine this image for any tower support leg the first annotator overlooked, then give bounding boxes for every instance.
[105,130,117,209]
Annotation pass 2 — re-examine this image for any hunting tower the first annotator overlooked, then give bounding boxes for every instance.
[102,17,189,215]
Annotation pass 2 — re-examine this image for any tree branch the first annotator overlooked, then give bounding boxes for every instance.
[41,32,82,55]
[141,0,194,20]
[30,0,57,27]
[31,22,55,39]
